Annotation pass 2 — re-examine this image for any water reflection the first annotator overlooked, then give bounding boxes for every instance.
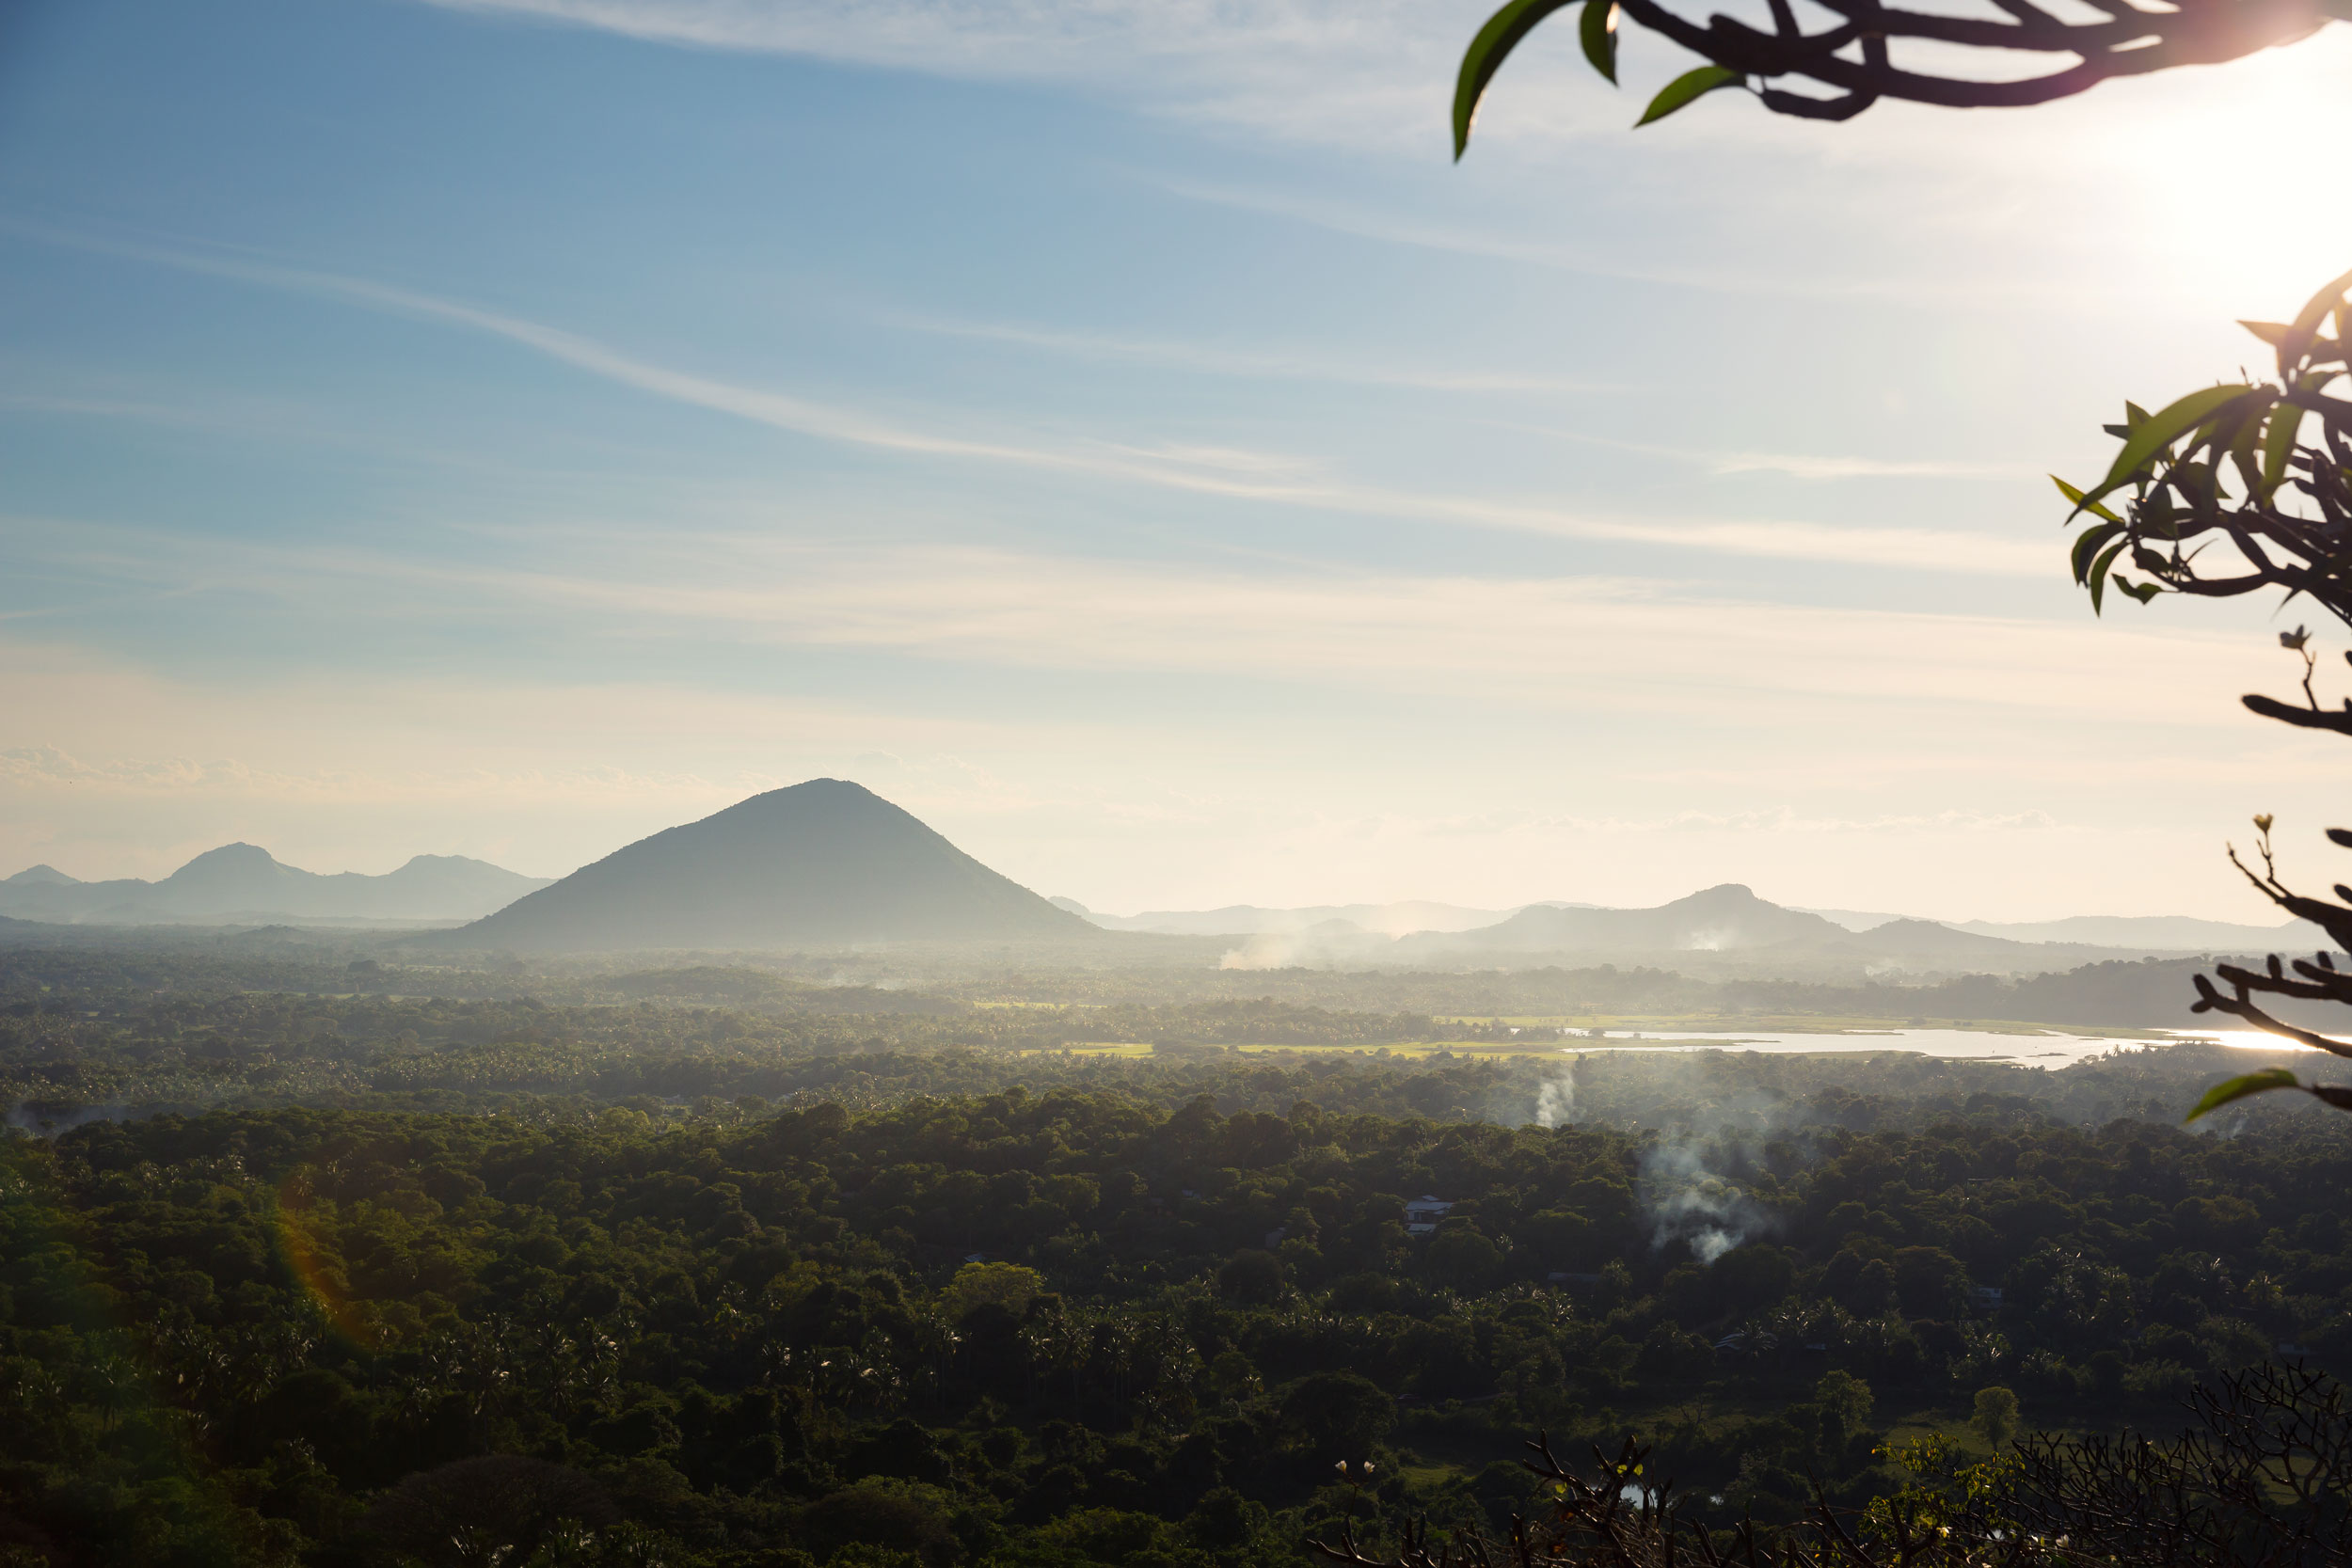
[1557,1026,2322,1066]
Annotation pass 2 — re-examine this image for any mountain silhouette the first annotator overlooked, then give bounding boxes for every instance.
[1355,884,2181,977]
[0,845,548,924]
[1428,882,1849,953]
[153,843,316,910]
[449,779,1091,951]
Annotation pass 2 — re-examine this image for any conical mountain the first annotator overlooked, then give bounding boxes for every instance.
[451,779,1091,951]
[152,844,308,910]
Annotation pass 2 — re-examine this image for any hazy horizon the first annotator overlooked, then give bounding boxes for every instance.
[0,795,2316,934]
[8,0,2352,923]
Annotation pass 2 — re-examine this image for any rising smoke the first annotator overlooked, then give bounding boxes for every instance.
[5,1102,131,1138]
[1217,925,1393,971]
[1506,1054,1783,1260]
[1636,1137,1777,1264]
[1533,1064,1576,1129]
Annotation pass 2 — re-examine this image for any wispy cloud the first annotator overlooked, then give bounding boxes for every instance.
[422,543,2257,721]
[0,738,776,807]
[422,0,1489,148]
[0,514,2262,723]
[1141,174,2191,313]
[0,391,209,424]
[415,0,2352,325]
[0,221,1350,490]
[1146,175,1808,298]
[7,222,2052,577]
[1520,423,2030,481]
[1706,452,2020,480]
[890,313,1614,394]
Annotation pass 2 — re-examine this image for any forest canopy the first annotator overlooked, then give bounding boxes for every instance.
[2,942,2348,1568]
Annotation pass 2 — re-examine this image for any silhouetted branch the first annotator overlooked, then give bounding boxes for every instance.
[1456,0,2344,145]
[1619,0,2336,115]
[2243,693,2352,736]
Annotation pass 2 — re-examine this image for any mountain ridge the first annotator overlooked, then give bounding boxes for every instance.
[0,846,551,924]
[1429,882,1844,953]
[1189,884,2329,975]
[1061,887,2321,965]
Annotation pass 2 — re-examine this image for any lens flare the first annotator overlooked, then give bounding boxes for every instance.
[274,1171,376,1345]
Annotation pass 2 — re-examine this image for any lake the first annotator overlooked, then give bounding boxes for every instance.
[1562,1026,2318,1065]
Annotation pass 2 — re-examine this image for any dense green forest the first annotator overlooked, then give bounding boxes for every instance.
[5,946,2348,1567]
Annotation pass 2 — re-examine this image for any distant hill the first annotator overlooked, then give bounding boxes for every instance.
[1832,917,2070,968]
[1409,883,1848,955]
[1168,884,2337,975]
[1216,885,2182,977]
[1950,912,2328,951]
[1059,890,2333,960]
[1796,905,2319,952]
[0,846,550,924]
[447,779,1092,952]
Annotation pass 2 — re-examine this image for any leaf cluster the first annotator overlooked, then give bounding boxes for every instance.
[2058,267,2352,627]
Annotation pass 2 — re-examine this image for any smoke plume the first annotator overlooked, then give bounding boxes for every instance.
[1636,1137,1775,1264]
[1533,1066,1575,1129]
[5,1102,131,1139]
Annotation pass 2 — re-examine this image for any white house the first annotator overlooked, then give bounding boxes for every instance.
[1403,1195,1454,1235]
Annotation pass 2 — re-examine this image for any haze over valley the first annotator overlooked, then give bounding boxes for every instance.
[3,781,2328,983]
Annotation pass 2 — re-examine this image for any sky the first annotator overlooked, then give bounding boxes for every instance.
[2,0,2351,922]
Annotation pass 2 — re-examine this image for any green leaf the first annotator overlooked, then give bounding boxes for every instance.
[2070,521,2122,585]
[2241,320,2292,347]
[2262,403,2303,498]
[2088,541,2126,614]
[1454,0,1581,159]
[2111,575,2161,606]
[2278,265,2352,377]
[2052,475,2122,525]
[2227,389,2278,495]
[1635,65,1741,126]
[1580,0,1619,84]
[2073,384,2261,517]
[2185,1068,2302,1122]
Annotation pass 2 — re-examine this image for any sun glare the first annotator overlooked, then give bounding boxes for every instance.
[2201,1028,2331,1053]
[2077,32,2352,312]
